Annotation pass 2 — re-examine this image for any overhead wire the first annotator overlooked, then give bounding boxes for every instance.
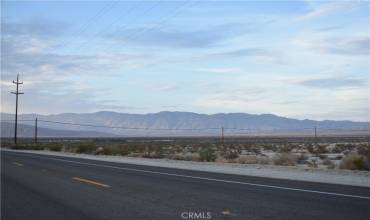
[99,0,198,54]
[2,119,368,133]
[57,1,119,50]
[72,0,158,54]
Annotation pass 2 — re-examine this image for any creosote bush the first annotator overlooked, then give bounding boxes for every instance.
[273,153,297,166]
[49,144,63,152]
[199,146,217,162]
[236,155,257,164]
[222,148,240,160]
[340,153,369,171]
[11,143,44,150]
[75,143,97,154]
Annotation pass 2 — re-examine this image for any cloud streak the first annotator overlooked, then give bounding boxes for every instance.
[317,37,370,56]
[108,23,248,48]
[299,77,367,89]
[295,1,361,22]
[2,18,68,38]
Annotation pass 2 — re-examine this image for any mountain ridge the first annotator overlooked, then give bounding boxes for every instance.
[1,111,369,137]
[1,110,366,123]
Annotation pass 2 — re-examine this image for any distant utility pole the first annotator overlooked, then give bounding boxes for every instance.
[34,117,38,143]
[314,126,317,146]
[11,74,24,144]
[221,126,224,146]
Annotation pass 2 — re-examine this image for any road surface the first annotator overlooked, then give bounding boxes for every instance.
[1,150,370,220]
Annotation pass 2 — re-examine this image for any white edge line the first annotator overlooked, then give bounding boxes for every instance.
[5,151,370,200]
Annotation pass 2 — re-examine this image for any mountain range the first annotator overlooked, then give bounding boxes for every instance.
[1,122,114,138]
[1,111,369,137]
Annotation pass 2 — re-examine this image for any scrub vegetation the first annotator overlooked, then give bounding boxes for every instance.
[2,136,369,171]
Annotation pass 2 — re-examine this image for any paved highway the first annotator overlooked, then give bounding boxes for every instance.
[1,150,370,220]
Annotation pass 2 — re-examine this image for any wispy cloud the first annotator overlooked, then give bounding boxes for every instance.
[299,77,367,89]
[293,35,370,56]
[108,23,248,48]
[150,83,180,92]
[317,37,370,56]
[2,18,68,38]
[209,48,270,58]
[1,18,158,114]
[194,67,241,74]
[295,1,361,22]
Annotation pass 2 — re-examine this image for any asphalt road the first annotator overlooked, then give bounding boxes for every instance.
[1,150,370,220]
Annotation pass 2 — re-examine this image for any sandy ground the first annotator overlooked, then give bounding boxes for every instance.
[2,148,370,187]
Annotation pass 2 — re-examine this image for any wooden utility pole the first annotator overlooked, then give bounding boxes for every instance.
[314,126,317,146]
[221,127,224,146]
[11,74,24,144]
[34,117,38,143]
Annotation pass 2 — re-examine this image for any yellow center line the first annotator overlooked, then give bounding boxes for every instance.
[72,177,111,188]
[12,162,24,166]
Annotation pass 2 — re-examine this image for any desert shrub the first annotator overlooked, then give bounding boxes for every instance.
[142,146,165,158]
[76,143,97,154]
[339,153,369,171]
[262,144,277,151]
[273,153,297,166]
[215,156,228,163]
[357,146,370,157]
[199,146,216,162]
[257,156,270,164]
[249,146,262,154]
[322,157,332,165]
[236,155,257,164]
[332,144,356,153]
[322,158,335,169]
[307,144,315,154]
[49,144,62,152]
[222,149,240,160]
[128,152,144,157]
[279,145,293,153]
[11,144,44,150]
[297,153,308,164]
[152,146,165,158]
[307,159,318,168]
[184,152,200,161]
[10,144,27,150]
[315,145,328,154]
[308,145,328,154]
[101,146,115,155]
[118,146,130,156]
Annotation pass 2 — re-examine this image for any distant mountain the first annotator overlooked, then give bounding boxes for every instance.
[1,122,115,137]
[1,111,369,137]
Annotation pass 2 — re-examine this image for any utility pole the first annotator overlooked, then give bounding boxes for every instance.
[34,117,38,143]
[221,127,224,146]
[11,74,24,144]
[314,126,317,146]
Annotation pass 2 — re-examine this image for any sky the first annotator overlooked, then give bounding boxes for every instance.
[1,0,369,122]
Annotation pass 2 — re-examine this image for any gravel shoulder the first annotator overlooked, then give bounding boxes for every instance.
[2,148,370,187]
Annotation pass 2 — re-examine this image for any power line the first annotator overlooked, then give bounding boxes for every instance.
[4,119,368,133]
[37,119,221,131]
[72,0,156,54]
[1,119,34,122]
[102,0,195,54]
[57,1,119,50]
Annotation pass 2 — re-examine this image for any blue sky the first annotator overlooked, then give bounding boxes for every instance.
[1,0,369,121]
